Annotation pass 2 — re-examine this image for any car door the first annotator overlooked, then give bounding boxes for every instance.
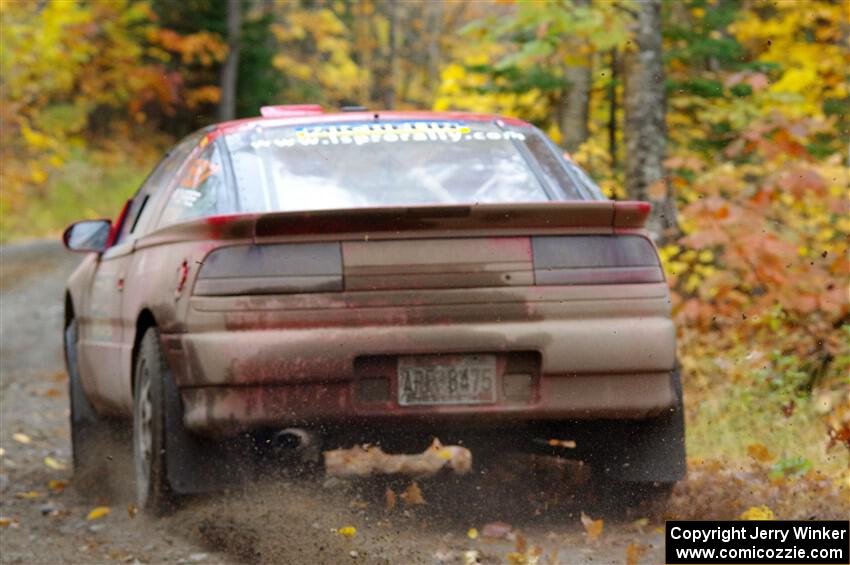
[78,133,202,414]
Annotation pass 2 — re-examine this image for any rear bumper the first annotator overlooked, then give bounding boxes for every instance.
[166,283,677,435]
[179,372,676,435]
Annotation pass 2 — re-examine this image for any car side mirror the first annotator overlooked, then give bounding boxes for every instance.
[62,219,113,253]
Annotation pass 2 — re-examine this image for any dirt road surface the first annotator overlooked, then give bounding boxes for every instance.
[2,241,847,565]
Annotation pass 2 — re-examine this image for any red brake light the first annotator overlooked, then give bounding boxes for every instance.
[532,235,664,285]
[194,243,342,296]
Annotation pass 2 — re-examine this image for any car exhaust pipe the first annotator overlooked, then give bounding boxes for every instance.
[271,428,321,463]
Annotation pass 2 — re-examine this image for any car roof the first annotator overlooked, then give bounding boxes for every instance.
[209,109,533,139]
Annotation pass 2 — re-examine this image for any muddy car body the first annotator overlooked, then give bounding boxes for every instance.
[63,108,684,511]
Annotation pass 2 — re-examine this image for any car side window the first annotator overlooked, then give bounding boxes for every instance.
[114,132,206,243]
[157,140,229,228]
[523,131,605,200]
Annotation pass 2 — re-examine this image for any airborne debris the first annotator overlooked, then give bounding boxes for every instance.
[400,482,425,506]
[580,512,604,541]
[324,438,472,478]
[384,487,397,511]
[481,521,512,539]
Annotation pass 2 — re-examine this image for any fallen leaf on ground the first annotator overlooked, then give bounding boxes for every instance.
[48,479,68,492]
[482,521,512,539]
[43,388,62,398]
[467,527,478,540]
[580,512,604,541]
[0,517,13,527]
[12,433,31,444]
[44,456,66,470]
[86,507,111,520]
[15,491,41,499]
[127,504,138,518]
[385,487,397,511]
[747,444,775,463]
[349,498,369,510]
[400,481,425,506]
[335,525,357,539]
[626,542,647,565]
[740,505,775,520]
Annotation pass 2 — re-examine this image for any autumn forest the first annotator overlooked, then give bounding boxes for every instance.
[1,0,848,519]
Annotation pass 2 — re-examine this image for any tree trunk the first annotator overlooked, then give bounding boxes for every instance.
[623,0,678,239]
[218,0,241,121]
[382,0,400,109]
[558,0,592,153]
[608,48,618,169]
[560,58,592,153]
[426,1,443,94]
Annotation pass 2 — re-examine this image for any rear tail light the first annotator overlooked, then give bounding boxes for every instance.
[532,235,663,285]
[195,235,661,296]
[194,243,342,296]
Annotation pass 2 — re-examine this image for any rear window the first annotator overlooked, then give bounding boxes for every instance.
[223,120,602,214]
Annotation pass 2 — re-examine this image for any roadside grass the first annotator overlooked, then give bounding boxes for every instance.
[0,153,153,243]
[685,376,849,479]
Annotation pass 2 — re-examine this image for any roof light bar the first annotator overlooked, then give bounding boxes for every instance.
[259,105,323,118]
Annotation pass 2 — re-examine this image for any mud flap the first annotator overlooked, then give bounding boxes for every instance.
[66,322,117,467]
[66,323,99,434]
[163,372,252,495]
[595,367,686,483]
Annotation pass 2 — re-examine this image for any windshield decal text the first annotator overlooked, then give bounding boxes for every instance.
[249,121,526,149]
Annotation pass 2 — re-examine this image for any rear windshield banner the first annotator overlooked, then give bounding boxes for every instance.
[250,121,527,149]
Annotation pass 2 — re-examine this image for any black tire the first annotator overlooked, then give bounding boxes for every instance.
[65,319,112,488]
[133,327,174,513]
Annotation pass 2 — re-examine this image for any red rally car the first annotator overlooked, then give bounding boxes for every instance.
[63,106,684,512]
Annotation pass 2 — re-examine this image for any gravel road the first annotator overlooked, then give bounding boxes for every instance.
[1,241,846,565]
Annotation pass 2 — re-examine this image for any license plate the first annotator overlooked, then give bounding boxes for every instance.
[397,354,497,406]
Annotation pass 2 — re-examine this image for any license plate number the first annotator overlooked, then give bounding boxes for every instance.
[397,355,497,406]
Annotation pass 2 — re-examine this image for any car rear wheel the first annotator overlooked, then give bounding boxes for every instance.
[134,327,174,513]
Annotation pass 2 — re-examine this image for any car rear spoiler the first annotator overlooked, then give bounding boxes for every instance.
[138,201,652,247]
